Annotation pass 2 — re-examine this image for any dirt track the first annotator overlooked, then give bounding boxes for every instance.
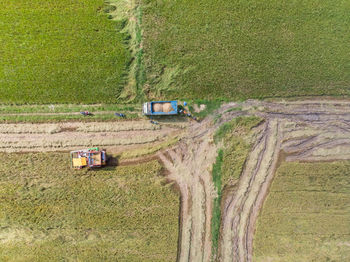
[157,103,243,262]
[156,99,350,262]
[159,116,218,262]
[217,100,350,262]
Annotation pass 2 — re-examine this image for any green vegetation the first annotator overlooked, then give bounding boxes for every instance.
[0,103,141,123]
[0,113,139,123]
[0,153,179,261]
[211,149,223,256]
[142,0,350,100]
[0,0,130,104]
[134,5,146,100]
[219,116,261,186]
[0,103,143,123]
[0,104,138,114]
[108,0,146,101]
[254,161,350,261]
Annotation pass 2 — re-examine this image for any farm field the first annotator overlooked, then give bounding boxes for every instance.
[0,153,179,261]
[0,0,129,104]
[142,0,350,100]
[254,161,350,261]
[1,100,350,260]
[0,119,185,156]
[2,0,350,259]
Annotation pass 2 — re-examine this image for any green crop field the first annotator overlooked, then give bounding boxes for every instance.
[0,153,179,261]
[0,0,130,104]
[254,161,350,261]
[142,0,350,100]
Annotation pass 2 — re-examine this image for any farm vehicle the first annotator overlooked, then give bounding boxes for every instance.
[142,101,178,116]
[142,100,198,121]
[71,147,107,169]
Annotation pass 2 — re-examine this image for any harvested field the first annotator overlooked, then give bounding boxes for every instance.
[254,161,350,261]
[0,154,179,261]
[0,121,186,153]
[2,100,350,261]
[0,121,159,134]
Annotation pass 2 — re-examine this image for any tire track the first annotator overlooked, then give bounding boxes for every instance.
[220,119,281,262]
[218,100,350,262]
[158,119,218,262]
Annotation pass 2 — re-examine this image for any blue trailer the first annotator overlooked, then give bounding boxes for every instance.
[142,101,178,116]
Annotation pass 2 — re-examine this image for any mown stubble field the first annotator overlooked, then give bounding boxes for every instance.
[0,153,179,261]
[254,161,350,261]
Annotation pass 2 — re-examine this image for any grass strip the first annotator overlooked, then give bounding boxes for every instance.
[211,149,223,258]
[210,116,262,259]
[0,104,139,114]
[0,113,140,123]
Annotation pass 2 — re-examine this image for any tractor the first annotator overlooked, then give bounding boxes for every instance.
[70,147,107,169]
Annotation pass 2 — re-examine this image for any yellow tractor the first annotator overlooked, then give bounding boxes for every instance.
[70,147,107,169]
